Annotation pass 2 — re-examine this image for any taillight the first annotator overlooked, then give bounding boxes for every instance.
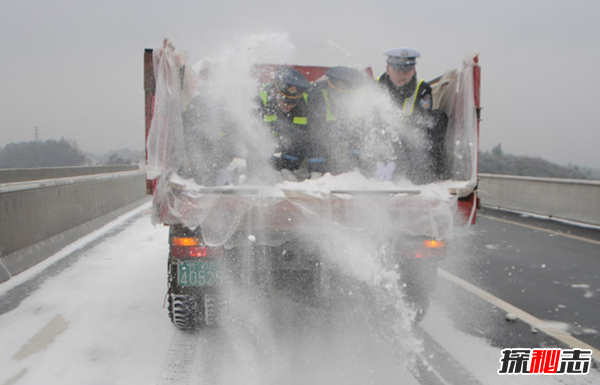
[172,237,200,246]
[410,239,446,259]
[423,240,445,249]
[170,237,223,258]
[171,245,208,258]
[414,250,431,259]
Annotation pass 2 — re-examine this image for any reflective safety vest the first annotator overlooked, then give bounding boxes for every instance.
[321,89,337,122]
[376,77,425,117]
[400,79,425,117]
[260,88,308,125]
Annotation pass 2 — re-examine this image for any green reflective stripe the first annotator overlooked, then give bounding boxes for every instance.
[260,90,268,106]
[261,87,275,122]
[293,116,307,125]
[322,89,336,121]
[402,79,424,116]
[411,79,424,115]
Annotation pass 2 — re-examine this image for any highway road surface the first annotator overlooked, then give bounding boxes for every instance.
[1,202,599,384]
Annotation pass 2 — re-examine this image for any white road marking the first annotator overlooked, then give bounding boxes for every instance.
[439,268,600,363]
[479,214,600,246]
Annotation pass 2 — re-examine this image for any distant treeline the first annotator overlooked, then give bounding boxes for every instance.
[0,140,142,169]
[0,139,87,168]
[1,140,597,180]
[479,144,599,180]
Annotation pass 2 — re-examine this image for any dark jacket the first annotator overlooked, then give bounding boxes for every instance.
[378,73,433,121]
[378,73,449,183]
[258,84,310,171]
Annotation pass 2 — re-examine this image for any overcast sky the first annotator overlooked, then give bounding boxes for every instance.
[1,0,598,168]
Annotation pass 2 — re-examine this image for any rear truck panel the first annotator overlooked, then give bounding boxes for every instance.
[153,181,456,244]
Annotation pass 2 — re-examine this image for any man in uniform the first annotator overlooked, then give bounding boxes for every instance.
[378,47,448,183]
[258,66,311,174]
[307,66,367,175]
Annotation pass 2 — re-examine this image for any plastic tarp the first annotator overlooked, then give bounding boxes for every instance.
[431,52,479,187]
[154,172,460,248]
[146,40,197,180]
[146,45,479,247]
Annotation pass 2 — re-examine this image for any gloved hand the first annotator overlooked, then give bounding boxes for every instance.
[215,158,247,186]
[375,161,396,182]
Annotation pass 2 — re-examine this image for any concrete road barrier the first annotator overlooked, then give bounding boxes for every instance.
[0,168,148,282]
[479,174,600,226]
[0,165,139,183]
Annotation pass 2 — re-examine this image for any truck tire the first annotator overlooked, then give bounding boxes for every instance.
[400,260,439,323]
[167,290,219,329]
[168,293,203,329]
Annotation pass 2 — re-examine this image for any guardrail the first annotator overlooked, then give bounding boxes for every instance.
[479,173,600,227]
[0,166,148,283]
[0,164,139,183]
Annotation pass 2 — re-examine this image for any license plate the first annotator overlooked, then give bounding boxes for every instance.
[177,260,219,287]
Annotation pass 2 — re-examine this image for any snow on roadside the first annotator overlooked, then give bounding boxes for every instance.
[0,208,172,385]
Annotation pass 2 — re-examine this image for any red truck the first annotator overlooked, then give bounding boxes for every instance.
[144,41,481,329]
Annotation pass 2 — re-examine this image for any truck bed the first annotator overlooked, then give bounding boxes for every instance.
[152,171,468,247]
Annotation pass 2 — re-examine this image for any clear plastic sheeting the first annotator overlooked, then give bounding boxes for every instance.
[146,39,198,179]
[146,41,479,247]
[431,52,479,188]
[152,171,460,248]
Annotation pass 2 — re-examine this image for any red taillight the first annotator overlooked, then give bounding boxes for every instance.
[410,239,446,259]
[172,237,200,246]
[171,245,208,258]
[414,251,430,259]
[423,240,445,249]
[170,236,223,258]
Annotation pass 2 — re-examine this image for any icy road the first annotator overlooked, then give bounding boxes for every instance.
[1,202,599,385]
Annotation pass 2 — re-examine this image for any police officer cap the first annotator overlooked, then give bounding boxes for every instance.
[325,66,364,90]
[274,66,311,99]
[385,47,421,71]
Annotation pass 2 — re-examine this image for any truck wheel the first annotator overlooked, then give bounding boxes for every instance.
[400,260,439,323]
[167,291,219,329]
[168,293,203,329]
[404,288,430,323]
